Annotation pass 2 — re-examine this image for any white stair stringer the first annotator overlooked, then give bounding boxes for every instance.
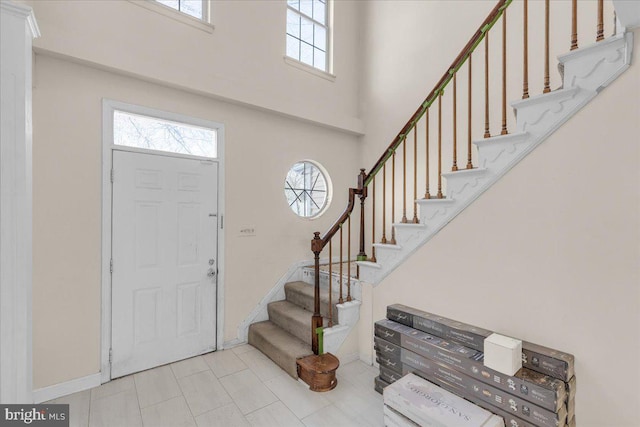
[358,31,633,286]
[300,265,362,354]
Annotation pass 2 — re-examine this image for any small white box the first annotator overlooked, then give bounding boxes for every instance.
[484,333,523,376]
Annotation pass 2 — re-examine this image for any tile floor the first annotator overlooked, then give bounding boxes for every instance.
[47,345,383,427]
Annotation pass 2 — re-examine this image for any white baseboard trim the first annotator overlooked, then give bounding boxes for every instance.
[339,352,360,365]
[33,372,101,403]
[222,338,246,350]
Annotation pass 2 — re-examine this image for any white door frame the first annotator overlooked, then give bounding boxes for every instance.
[101,99,225,383]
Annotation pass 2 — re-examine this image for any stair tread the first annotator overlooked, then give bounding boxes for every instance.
[268,300,330,344]
[248,320,313,378]
[285,281,339,323]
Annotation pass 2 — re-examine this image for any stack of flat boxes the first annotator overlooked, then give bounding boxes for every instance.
[374,304,577,427]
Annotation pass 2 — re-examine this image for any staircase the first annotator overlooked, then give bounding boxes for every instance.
[359,31,634,284]
[248,281,338,378]
[244,0,637,389]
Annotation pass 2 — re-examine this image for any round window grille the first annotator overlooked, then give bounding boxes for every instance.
[284,161,331,218]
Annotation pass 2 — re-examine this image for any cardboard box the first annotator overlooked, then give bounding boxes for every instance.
[388,305,575,381]
[387,305,424,327]
[383,373,505,427]
[375,318,416,346]
[401,350,567,427]
[566,397,574,421]
[398,324,566,412]
[377,356,403,375]
[389,304,492,352]
[375,336,402,359]
[375,375,391,395]
[566,376,576,401]
[484,333,523,376]
[384,404,420,427]
[403,365,540,427]
[380,365,403,384]
[521,341,574,382]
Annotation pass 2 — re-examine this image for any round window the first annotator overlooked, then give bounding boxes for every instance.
[284,161,331,218]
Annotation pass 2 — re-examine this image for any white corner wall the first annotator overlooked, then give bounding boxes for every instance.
[366,32,640,426]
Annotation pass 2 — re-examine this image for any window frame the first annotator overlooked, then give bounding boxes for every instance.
[154,0,209,21]
[128,0,214,33]
[284,160,332,220]
[112,109,218,159]
[285,0,333,75]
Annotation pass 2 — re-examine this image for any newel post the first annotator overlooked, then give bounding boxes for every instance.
[357,169,368,261]
[311,232,323,355]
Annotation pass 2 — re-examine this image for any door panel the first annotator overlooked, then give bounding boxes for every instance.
[111,150,218,378]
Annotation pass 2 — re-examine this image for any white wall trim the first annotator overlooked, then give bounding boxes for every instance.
[100,99,226,382]
[283,56,337,82]
[32,49,364,137]
[0,0,38,404]
[33,373,101,404]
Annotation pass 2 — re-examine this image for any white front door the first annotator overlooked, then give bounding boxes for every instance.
[111,150,218,378]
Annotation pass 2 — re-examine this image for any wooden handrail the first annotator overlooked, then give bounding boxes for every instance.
[310,0,515,355]
[364,0,511,187]
[312,171,366,253]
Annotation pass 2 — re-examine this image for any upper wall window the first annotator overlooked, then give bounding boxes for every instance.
[286,0,329,72]
[114,110,217,158]
[154,0,208,21]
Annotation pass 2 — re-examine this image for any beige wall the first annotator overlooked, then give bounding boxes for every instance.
[31,53,361,389]
[28,0,364,389]
[366,34,640,427]
[24,0,363,133]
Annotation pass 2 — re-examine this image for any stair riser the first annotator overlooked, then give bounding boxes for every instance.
[559,34,632,93]
[285,287,338,323]
[442,171,492,201]
[301,268,362,302]
[392,225,428,249]
[372,246,402,266]
[512,88,595,137]
[248,321,312,379]
[475,133,531,172]
[417,200,456,229]
[268,304,311,344]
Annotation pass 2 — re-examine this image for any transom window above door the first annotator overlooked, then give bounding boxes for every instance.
[113,110,217,158]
